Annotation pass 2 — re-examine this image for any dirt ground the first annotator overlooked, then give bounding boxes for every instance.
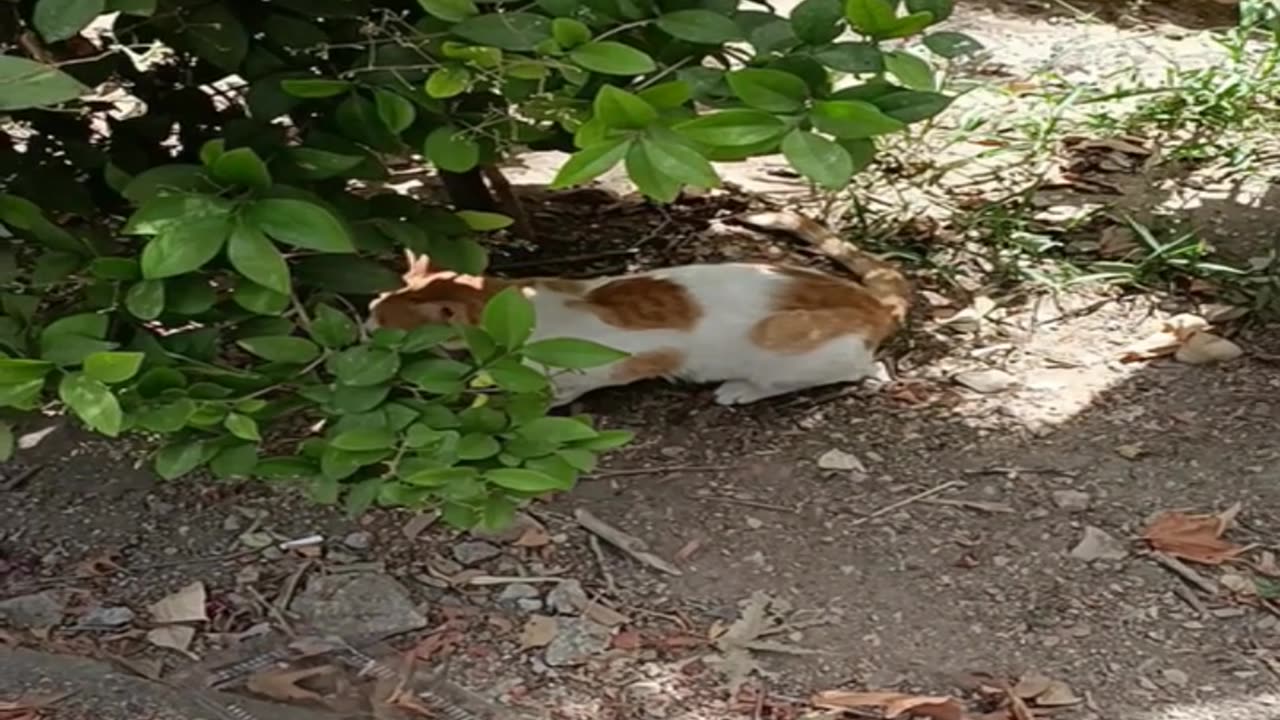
[4,2,1280,720]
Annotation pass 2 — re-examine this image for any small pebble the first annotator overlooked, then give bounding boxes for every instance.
[1052,490,1091,512]
[452,541,501,567]
[344,531,373,550]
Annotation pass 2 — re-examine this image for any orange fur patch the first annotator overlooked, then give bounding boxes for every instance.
[608,348,685,382]
[371,275,514,329]
[569,277,701,331]
[750,274,899,353]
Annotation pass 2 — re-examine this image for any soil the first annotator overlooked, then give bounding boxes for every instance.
[4,2,1280,720]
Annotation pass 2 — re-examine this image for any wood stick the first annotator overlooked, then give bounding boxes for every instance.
[1148,551,1219,596]
[575,508,682,576]
[849,480,962,526]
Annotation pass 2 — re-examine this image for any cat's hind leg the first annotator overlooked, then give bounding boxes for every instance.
[715,337,882,405]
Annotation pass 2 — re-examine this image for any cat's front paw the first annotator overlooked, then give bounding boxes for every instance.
[713,380,768,405]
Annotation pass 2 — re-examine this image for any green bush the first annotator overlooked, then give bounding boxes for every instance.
[0,0,972,528]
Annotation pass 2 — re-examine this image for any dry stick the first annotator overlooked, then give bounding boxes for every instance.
[575,508,682,577]
[1148,552,1219,596]
[587,534,619,596]
[698,495,798,515]
[849,480,963,526]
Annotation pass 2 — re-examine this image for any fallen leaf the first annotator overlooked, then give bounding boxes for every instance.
[675,538,702,562]
[1256,551,1280,577]
[1142,507,1246,565]
[1174,331,1243,365]
[1012,672,1052,699]
[145,625,195,654]
[17,425,57,450]
[812,690,966,720]
[246,665,335,704]
[1220,573,1256,596]
[148,581,208,623]
[513,524,552,548]
[519,615,558,649]
[1033,681,1081,707]
[611,630,643,650]
[401,512,439,541]
[582,601,630,627]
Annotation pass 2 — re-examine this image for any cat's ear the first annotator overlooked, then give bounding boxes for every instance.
[402,249,433,281]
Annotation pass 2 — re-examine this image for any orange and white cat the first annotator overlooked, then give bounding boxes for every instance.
[368,212,910,406]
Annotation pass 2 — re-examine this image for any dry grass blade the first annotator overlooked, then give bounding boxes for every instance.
[812,690,966,720]
[1141,504,1246,565]
[0,692,71,720]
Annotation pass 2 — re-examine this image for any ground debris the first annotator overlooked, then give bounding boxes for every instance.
[1141,503,1245,565]
[148,581,208,624]
[811,690,966,720]
[245,664,336,705]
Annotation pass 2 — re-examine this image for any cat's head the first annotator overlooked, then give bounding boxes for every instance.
[367,250,498,330]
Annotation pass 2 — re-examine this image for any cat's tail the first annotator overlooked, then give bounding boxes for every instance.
[733,211,911,321]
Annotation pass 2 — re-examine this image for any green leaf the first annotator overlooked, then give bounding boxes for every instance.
[332,427,396,451]
[34,0,106,42]
[485,467,570,492]
[228,222,291,296]
[181,3,248,71]
[123,195,233,236]
[332,345,401,386]
[845,0,933,38]
[0,422,13,462]
[905,0,952,21]
[482,287,535,349]
[212,147,272,190]
[570,42,656,76]
[40,334,117,366]
[638,81,692,109]
[233,281,289,315]
[126,280,165,320]
[923,31,982,58]
[519,416,597,443]
[550,138,631,189]
[404,467,478,487]
[656,10,741,44]
[84,351,145,384]
[0,379,45,409]
[0,56,89,111]
[288,148,363,179]
[333,383,389,413]
[522,338,628,369]
[44,313,107,339]
[727,69,809,113]
[790,0,845,44]
[225,412,261,441]
[254,456,315,479]
[211,443,259,479]
[571,428,634,450]
[458,433,500,460]
[106,0,155,16]
[424,126,480,173]
[401,357,470,394]
[0,359,53,385]
[237,336,321,364]
[141,214,231,279]
[873,89,952,123]
[311,304,358,348]
[487,362,547,393]
[121,165,213,204]
[199,140,224,170]
[456,210,513,231]
[419,0,478,23]
[593,86,657,130]
[625,141,680,203]
[452,12,552,51]
[295,255,402,294]
[883,50,934,90]
[59,373,122,437]
[154,441,207,480]
[636,135,719,189]
[810,100,905,138]
[89,257,140,281]
[674,110,787,147]
[425,236,488,275]
[811,42,883,73]
[375,90,416,133]
[781,129,854,189]
[402,325,457,353]
[244,199,354,253]
[280,78,352,97]
[425,66,472,99]
[552,17,592,47]
[134,398,196,432]
[344,477,384,516]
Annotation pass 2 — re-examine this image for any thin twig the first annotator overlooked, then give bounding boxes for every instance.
[587,464,735,479]
[576,508,682,576]
[588,535,618,596]
[1148,552,1220,596]
[849,480,963,526]
[0,463,44,492]
[245,585,295,638]
[697,495,798,514]
[14,549,261,591]
[274,560,313,616]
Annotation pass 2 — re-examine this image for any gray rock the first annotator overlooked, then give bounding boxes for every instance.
[543,618,610,667]
[76,606,135,630]
[1052,490,1091,512]
[0,591,65,628]
[343,531,373,550]
[496,583,540,610]
[1069,526,1128,562]
[293,573,427,638]
[451,541,501,567]
[953,369,1017,394]
[546,580,588,615]
[516,598,544,613]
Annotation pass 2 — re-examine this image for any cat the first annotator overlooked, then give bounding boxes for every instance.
[367,211,911,406]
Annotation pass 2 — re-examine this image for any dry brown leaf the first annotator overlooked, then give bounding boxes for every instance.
[519,615,558,649]
[1174,331,1243,365]
[513,525,552,548]
[145,626,195,654]
[812,690,966,720]
[1142,507,1246,565]
[246,665,336,704]
[1011,673,1052,699]
[148,581,208,623]
[1033,681,1081,707]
